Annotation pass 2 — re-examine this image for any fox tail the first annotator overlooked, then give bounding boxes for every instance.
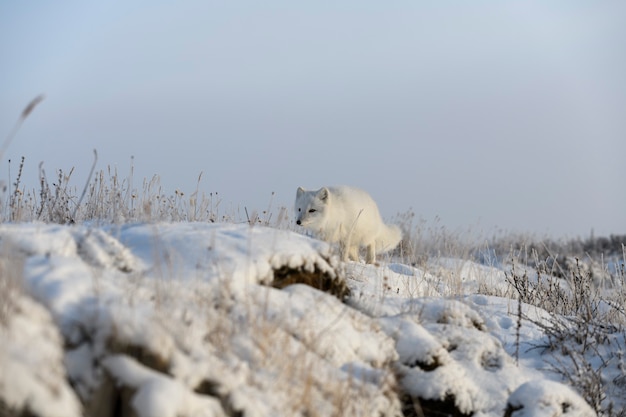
[376,224,402,254]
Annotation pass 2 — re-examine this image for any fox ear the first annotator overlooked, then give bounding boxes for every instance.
[317,187,329,201]
[296,187,305,197]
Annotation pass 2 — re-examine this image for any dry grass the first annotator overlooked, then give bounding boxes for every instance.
[0,158,293,226]
[505,250,626,416]
[0,248,25,327]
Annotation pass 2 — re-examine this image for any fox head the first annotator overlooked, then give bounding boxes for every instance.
[295,186,329,228]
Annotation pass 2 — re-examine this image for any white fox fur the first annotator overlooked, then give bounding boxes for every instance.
[295,186,402,263]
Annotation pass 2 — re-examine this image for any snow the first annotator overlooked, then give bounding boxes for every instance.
[103,355,226,417]
[506,380,596,417]
[0,271,82,417]
[0,221,615,416]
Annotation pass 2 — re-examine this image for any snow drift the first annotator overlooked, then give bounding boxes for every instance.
[0,222,600,417]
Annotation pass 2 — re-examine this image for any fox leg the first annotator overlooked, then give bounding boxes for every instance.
[340,224,360,262]
[339,240,350,262]
[348,245,359,261]
[365,244,376,264]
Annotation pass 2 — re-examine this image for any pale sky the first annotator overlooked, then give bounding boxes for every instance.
[1,1,625,238]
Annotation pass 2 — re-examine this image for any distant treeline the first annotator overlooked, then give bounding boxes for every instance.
[480,234,626,265]
[479,234,625,282]
[532,234,625,259]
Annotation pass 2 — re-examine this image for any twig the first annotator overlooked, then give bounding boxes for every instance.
[0,95,45,163]
[70,149,98,223]
[36,161,49,219]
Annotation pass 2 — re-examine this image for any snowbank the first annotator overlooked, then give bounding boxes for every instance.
[0,222,600,417]
[0,253,81,417]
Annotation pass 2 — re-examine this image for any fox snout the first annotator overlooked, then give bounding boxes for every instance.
[296,220,302,225]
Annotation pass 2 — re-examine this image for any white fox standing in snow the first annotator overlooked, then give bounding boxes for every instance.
[295,186,402,264]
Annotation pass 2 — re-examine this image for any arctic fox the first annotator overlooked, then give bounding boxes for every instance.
[295,186,402,264]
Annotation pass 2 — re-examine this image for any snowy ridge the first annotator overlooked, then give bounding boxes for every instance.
[115,222,338,287]
[0,223,602,417]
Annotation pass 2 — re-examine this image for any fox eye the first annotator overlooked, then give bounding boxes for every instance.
[308,209,316,213]
[298,208,301,212]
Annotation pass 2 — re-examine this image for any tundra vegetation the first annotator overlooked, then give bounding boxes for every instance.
[1,101,625,417]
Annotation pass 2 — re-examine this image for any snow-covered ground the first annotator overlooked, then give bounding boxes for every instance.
[0,222,619,417]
